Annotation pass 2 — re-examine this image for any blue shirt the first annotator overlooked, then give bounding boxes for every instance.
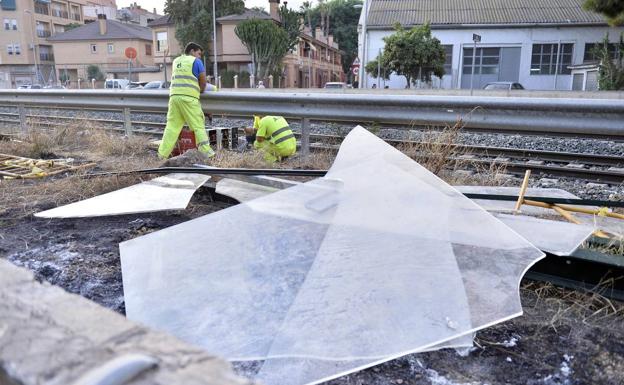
[192,58,205,79]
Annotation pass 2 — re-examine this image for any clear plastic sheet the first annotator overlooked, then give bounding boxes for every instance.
[35,173,210,218]
[495,214,594,256]
[121,127,544,385]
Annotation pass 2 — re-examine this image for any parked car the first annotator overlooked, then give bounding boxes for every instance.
[17,84,42,89]
[483,82,525,90]
[127,82,146,89]
[142,81,170,90]
[105,79,130,89]
[43,85,66,89]
[324,82,348,89]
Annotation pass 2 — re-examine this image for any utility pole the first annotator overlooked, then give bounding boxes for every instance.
[212,0,218,81]
[469,33,481,96]
[358,0,370,89]
[24,10,40,85]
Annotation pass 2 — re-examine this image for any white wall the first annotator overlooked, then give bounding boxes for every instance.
[361,25,624,90]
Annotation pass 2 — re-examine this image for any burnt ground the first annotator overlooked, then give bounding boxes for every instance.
[1,184,623,385]
[1,130,623,385]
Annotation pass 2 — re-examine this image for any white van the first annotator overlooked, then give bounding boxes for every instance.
[105,79,130,89]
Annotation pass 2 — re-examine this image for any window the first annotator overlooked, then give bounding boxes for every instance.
[443,45,453,75]
[145,43,152,56]
[530,43,573,75]
[14,43,20,55]
[54,24,64,34]
[7,44,13,55]
[90,44,97,53]
[584,42,622,62]
[462,47,500,75]
[3,18,9,30]
[12,19,17,30]
[156,31,167,52]
[107,43,114,53]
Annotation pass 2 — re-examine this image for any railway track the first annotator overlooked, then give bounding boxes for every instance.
[1,111,623,184]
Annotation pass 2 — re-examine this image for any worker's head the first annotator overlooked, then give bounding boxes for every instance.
[184,42,204,59]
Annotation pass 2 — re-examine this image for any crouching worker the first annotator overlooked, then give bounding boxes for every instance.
[158,42,215,160]
[246,115,296,162]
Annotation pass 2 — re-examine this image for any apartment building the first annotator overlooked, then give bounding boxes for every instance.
[118,2,160,27]
[0,0,88,88]
[83,0,116,22]
[147,14,179,83]
[48,14,155,86]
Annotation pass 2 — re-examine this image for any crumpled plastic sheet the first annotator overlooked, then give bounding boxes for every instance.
[35,173,210,218]
[120,127,544,385]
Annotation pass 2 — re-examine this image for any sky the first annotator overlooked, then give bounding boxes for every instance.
[115,0,312,15]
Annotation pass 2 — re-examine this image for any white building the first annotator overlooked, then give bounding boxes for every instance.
[358,0,624,90]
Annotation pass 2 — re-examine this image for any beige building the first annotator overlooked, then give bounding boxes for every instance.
[0,0,89,88]
[117,2,160,27]
[147,14,180,84]
[48,15,156,87]
[215,2,344,88]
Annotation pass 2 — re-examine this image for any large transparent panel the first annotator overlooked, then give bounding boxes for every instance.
[121,127,544,385]
[35,173,210,218]
[495,214,594,256]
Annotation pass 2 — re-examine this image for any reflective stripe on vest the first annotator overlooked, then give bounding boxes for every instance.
[274,133,295,144]
[170,55,200,99]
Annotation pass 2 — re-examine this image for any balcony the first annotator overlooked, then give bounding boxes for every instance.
[39,52,54,61]
[52,9,69,18]
[35,4,49,15]
[37,30,51,38]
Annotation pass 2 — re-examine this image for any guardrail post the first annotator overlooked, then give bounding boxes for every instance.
[301,117,310,157]
[123,107,132,136]
[269,75,273,88]
[18,104,28,134]
[218,76,222,90]
[234,75,238,89]
[250,74,255,88]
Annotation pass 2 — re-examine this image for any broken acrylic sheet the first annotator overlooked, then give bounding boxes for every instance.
[495,214,594,256]
[120,127,544,385]
[35,173,210,218]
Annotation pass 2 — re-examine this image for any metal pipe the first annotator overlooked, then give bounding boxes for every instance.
[212,0,218,81]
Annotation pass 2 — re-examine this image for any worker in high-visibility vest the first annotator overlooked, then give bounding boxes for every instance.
[246,115,296,162]
[158,42,215,159]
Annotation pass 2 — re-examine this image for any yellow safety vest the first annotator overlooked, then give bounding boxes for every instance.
[170,55,200,99]
[256,116,295,148]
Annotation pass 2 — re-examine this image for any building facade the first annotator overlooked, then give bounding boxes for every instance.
[0,0,88,88]
[359,0,624,90]
[148,0,344,88]
[48,15,155,87]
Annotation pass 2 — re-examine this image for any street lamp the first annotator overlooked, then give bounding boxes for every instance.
[24,9,40,85]
[354,0,370,88]
[212,0,218,81]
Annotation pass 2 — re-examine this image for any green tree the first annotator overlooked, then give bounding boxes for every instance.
[235,18,290,79]
[381,23,445,88]
[279,3,303,51]
[584,0,624,26]
[308,0,362,73]
[593,33,624,90]
[364,53,391,82]
[64,23,81,31]
[86,65,105,81]
[165,0,244,66]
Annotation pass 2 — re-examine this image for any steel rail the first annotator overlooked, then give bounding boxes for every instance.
[2,90,624,139]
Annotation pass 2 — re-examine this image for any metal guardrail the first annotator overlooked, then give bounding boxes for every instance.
[1,90,624,155]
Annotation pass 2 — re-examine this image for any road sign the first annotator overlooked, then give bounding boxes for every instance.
[125,47,137,59]
[352,66,360,76]
[352,57,360,67]
[472,34,481,43]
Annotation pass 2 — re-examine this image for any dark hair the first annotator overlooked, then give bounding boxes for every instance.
[184,42,203,54]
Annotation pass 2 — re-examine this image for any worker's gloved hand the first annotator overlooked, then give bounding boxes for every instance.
[244,127,256,148]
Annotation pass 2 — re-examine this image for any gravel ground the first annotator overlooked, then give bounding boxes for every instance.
[1,106,622,201]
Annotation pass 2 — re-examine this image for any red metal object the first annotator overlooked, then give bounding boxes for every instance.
[125,47,137,59]
[171,128,196,156]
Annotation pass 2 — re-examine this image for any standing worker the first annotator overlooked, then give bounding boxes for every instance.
[158,42,215,160]
[246,115,296,162]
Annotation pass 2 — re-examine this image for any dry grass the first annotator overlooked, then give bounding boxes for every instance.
[522,280,624,328]
[0,121,158,219]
